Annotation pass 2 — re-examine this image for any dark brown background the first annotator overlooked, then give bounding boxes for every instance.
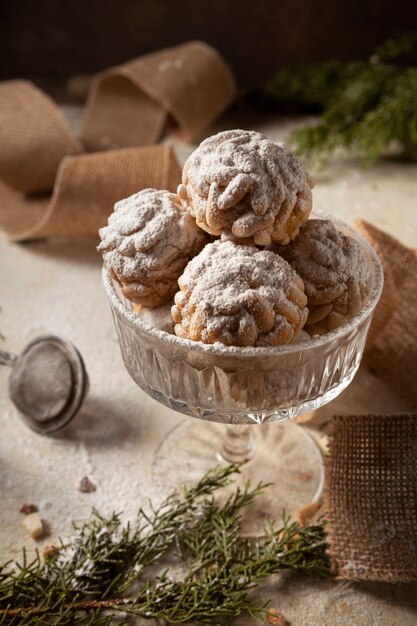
[1,0,417,89]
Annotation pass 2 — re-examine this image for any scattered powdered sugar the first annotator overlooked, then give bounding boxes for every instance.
[98,188,207,306]
[158,58,184,72]
[276,219,372,334]
[171,240,308,347]
[73,558,96,578]
[135,303,175,334]
[299,330,312,342]
[178,129,314,246]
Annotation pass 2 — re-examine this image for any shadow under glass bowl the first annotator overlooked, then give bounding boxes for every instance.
[102,218,383,426]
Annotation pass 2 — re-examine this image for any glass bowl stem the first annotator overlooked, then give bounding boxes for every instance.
[219,424,255,463]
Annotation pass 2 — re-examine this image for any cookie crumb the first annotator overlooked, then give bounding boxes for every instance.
[78,476,96,493]
[20,503,38,515]
[266,608,287,625]
[22,512,44,540]
[295,500,322,526]
[42,543,59,559]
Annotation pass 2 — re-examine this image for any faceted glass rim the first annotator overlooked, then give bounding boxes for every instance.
[102,213,384,359]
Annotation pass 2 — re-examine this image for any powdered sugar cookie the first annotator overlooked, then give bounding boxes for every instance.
[171,240,308,347]
[276,219,372,334]
[98,189,207,306]
[178,129,314,246]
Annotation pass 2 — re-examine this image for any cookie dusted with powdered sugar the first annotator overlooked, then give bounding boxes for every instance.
[171,240,308,347]
[275,219,372,335]
[177,129,314,246]
[98,189,207,306]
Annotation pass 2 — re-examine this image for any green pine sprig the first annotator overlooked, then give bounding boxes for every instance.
[0,464,331,625]
[265,31,417,166]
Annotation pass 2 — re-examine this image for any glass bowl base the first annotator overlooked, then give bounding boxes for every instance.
[152,418,325,535]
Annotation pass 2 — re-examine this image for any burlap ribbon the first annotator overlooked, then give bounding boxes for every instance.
[355,220,417,407]
[325,414,417,583]
[0,41,236,241]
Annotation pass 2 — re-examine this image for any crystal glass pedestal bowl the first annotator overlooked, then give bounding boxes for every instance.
[102,216,383,528]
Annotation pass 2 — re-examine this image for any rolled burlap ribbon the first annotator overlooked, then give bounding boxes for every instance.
[0,81,83,194]
[0,145,181,240]
[325,413,417,582]
[0,41,236,241]
[81,41,237,150]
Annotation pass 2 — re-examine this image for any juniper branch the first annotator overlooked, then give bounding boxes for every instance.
[265,31,417,165]
[0,464,331,625]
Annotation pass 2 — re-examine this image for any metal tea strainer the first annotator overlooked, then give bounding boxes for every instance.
[0,335,88,434]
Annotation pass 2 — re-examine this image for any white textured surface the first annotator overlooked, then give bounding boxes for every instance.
[1,113,416,624]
